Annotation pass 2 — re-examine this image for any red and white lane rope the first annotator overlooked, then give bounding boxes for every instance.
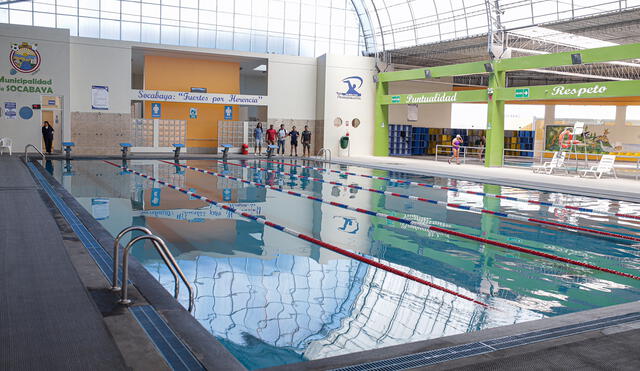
[163,160,640,281]
[195,160,640,243]
[104,160,489,307]
[260,158,640,222]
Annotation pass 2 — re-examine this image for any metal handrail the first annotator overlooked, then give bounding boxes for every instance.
[114,230,194,312]
[24,144,45,163]
[435,144,485,164]
[317,148,331,161]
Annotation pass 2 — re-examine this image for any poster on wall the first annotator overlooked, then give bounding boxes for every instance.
[224,106,233,120]
[407,104,418,121]
[91,85,109,110]
[189,107,198,119]
[4,102,16,119]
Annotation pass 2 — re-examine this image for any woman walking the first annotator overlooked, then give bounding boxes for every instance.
[254,122,264,155]
[42,121,54,154]
[448,134,463,165]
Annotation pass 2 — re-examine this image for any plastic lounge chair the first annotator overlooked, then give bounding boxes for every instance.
[532,151,568,174]
[0,137,12,156]
[580,155,617,179]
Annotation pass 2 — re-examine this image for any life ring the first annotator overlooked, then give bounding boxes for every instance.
[559,129,581,149]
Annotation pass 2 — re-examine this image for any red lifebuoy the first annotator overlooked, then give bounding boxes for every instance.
[559,129,581,149]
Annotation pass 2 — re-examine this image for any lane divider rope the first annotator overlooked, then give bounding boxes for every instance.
[162,160,640,282]
[104,160,489,307]
[260,158,640,222]
[199,160,640,243]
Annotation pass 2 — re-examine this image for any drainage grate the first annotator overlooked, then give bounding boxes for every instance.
[130,305,205,371]
[333,312,640,371]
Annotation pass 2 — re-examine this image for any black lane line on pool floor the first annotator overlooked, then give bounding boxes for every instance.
[331,311,640,371]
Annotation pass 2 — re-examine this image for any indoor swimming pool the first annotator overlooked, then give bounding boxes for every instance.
[46,158,640,370]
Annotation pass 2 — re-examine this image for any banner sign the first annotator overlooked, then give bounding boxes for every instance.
[496,80,640,101]
[381,89,487,105]
[132,90,267,106]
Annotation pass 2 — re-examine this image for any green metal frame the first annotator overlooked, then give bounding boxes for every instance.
[375,43,640,166]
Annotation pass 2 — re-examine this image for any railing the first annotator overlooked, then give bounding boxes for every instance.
[23,144,45,163]
[112,226,194,312]
[434,145,485,164]
[317,148,332,161]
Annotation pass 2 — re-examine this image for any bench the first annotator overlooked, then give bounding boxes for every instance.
[62,142,75,160]
[172,143,185,159]
[119,143,132,159]
[266,144,278,159]
[221,144,233,159]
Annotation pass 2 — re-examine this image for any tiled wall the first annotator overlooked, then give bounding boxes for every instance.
[266,119,322,155]
[71,112,131,155]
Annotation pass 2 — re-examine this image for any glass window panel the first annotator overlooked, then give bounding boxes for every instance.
[198,28,216,48]
[300,4,315,22]
[34,12,55,28]
[180,27,198,46]
[141,23,160,43]
[121,21,141,41]
[79,17,100,38]
[0,9,7,24]
[284,19,299,35]
[315,39,329,56]
[56,5,77,16]
[299,38,314,57]
[181,0,198,8]
[33,3,55,13]
[161,25,180,45]
[57,14,78,35]
[251,33,267,53]
[217,30,233,50]
[100,19,120,39]
[300,21,314,36]
[285,2,300,20]
[10,0,32,10]
[268,17,283,32]
[101,0,120,13]
[252,16,267,31]
[161,5,179,20]
[199,0,216,11]
[235,14,251,30]
[142,3,160,18]
[162,0,179,6]
[218,0,234,13]
[218,12,234,27]
[268,34,283,53]
[234,32,251,51]
[269,0,284,18]
[235,0,251,15]
[10,10,32,25]
[79,0,100,10]
[181,7,197,22]
[199,10,216,26]
[284,37,299,55]
[253,0,268,15]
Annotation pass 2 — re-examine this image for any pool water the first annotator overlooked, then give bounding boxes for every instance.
[47,159,640,369]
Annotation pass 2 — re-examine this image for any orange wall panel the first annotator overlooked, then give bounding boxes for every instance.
[143,55,240,147]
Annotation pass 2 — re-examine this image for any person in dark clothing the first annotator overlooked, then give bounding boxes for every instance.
[42,121,54,154]
[289,126,299,156]
[301,125,312,157]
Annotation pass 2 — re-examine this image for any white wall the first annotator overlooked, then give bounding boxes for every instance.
[389,79,453,128]
[268,54,317,120]
[70,37,132,114]
[0,24,70,149]
[319,54,376,157]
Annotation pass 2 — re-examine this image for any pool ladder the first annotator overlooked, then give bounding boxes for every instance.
[317,148,332,161]
[23,144,46,163]
[111,226,195,312]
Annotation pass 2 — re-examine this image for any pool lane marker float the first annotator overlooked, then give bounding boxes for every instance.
[104,160,489,308]
[260,158,640,222]
[163,160,640,282]
[202,160,640,243]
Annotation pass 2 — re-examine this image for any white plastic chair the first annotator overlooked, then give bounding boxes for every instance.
[580,155,617,179]
[533,151,568,174]
[0,137,12,156]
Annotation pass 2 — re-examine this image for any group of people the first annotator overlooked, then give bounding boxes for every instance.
[253,123,312,156]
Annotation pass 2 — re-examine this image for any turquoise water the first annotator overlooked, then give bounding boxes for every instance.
[48,159,640,369]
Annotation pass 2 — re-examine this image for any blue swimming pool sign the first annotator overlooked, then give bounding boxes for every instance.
[224,106,233,120]
[223,188,232,201]
[151,103,161,118]
[150,188,162,206]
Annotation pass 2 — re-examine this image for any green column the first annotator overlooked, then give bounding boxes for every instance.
[485,69,506,167]
[374,81,389,156]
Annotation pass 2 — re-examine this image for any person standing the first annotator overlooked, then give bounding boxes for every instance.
[448,134,463,165]
[266,124,277,147]
[277,124,287,155]
[302,125,312,157]
[42,121,54,154]
[253,122,264,155]
[289,126,299,156]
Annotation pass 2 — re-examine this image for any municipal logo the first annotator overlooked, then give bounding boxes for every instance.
[10,42,41,73]
[337,76,363,100]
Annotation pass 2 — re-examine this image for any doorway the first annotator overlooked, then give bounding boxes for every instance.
[41,95,63,152]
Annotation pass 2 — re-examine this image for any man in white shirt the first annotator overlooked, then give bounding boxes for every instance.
[277,124,287,155]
